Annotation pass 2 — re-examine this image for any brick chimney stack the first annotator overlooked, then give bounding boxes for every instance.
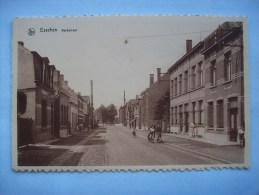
[186,40,192,53]
[18,41,24,46]
[157,68,161,82]
[150,74,154,86]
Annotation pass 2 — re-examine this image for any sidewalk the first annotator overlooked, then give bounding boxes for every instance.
[118,125,244,164]
[18,130,94,166]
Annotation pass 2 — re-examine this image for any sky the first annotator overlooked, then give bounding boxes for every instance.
[13,15,245,109]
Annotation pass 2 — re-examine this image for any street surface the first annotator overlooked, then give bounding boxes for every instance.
[18,125,244,166]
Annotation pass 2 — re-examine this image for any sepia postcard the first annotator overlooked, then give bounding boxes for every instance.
[12,15,250,171]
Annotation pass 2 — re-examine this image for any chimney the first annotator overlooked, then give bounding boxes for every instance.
[157,68,161,82]
[18,41,24,46]
[150,74,154,86]
[186,40,192,53]
[65,80,68,85]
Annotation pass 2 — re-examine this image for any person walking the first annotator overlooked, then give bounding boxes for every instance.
[156,124,162,143]
[148,124,155,142]
[189,122,195,137]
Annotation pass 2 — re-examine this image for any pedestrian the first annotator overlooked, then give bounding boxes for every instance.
[148,124,155,142]
[189,122,195,137]
[156,124,162,143]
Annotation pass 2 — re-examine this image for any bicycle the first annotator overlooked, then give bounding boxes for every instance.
[132,129,137,138]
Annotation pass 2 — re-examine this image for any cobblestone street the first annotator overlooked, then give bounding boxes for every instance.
[18,124,244,166]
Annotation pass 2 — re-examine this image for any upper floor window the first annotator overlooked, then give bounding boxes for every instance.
[184,70,188,92]
[171,80,174,98]
[191,65,196,89]
[224,52,232,81]
[174,78,178,96]
[179,74,182,94]
[210,61,216,86]
[198,62,203,87]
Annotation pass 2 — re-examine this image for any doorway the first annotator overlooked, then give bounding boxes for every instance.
[229,108,238,142]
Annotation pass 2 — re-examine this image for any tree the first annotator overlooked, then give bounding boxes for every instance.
[97,104,118,124]
[107,104,118,124]
[154,90,170,121]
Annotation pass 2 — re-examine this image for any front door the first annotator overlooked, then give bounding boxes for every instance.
[229,108,238,142]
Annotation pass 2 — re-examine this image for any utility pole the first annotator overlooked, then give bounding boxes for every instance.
[123,90,126,126]
[90,80,93,129]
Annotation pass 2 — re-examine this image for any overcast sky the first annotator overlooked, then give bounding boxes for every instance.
[13,15,244,109]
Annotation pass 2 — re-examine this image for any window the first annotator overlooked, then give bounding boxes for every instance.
[174,78,178,96]
[217,100,224,128]
[210,61,216,86]
[179,105,183,125]
[61,105,64,125]
[192,102,196,123]
[191,66,196,89]
[184,70,188,92]
[198,62,203,87]
[171,107,174,125]
[175,107,178,124]
[208,102,214,127]
[198,100,203,125]
[41,100,47,128]
[171,80,174,98]
[224,52,232,81]
[179,74,182,94]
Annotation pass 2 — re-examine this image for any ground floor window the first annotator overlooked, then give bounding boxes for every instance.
[61,105,68,126]
[175,107,178,124]
[198,100,203,125]
[208,102,213,127]
[192,102,196,124]
[171,107,174,125]
[217,100,224,128]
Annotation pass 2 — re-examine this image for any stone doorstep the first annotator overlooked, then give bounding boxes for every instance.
[165,133,240,146]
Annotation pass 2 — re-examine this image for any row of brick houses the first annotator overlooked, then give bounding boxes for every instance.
[120,69,170,132]
[119,21,245,144]
[169,21,244,143]
[17,42,92,146]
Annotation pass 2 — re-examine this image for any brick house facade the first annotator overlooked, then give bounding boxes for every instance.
[18,42,56,144]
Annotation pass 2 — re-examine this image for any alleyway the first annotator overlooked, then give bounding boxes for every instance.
[18,125,244,166]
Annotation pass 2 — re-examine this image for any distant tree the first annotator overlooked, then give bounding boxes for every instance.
[97,104,118,124]
[154,90,170,121]
[98,104,108,123]
[107,104,118,124]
